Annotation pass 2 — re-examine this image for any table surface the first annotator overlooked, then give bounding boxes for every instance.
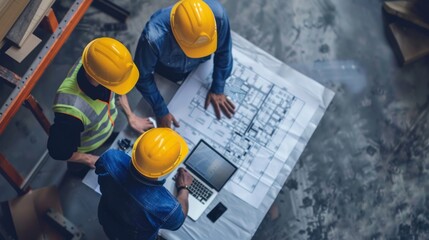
[90,32,334,240]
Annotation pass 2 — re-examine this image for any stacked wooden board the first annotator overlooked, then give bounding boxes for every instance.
[0,0,55,62]
[0,0,30,43]
[384,1,429,65]
[6,0,43,47]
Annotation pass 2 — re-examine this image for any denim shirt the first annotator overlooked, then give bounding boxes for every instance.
[95,149,185,240]
[134,0,233,117]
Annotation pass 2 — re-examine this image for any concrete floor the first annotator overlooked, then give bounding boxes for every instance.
[1,0,429,239]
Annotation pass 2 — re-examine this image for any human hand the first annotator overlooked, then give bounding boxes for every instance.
[204,92,236,119]
[128,113,154,133]
[70,152,99,168]
[175,167,193,188]
[157,113,180,128]
[83,154,99,169]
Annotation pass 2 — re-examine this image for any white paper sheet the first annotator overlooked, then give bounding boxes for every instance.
[168,48,321,207]
[82,169,101,194]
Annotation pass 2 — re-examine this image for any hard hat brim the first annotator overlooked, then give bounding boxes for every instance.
[104,63,139,95]
[178,35,217,59]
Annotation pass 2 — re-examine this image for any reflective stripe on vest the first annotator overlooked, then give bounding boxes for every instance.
[53,61,117,153]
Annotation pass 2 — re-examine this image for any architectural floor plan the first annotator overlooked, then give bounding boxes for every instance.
[168,49,322,207]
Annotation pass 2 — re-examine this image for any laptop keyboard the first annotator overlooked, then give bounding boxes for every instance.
[174,176,214,204]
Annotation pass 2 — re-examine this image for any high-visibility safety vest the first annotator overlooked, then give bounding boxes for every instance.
[53,60,118,153]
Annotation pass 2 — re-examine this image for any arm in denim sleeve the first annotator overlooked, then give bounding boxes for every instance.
[134,35,170,117]
[95,150,122,177]
[210,10,233,94]
[95,153,108,176]
[161,202,186,230]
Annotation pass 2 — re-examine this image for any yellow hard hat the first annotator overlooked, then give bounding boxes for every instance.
[131,128,189,178]
[82,37,139,95]
[170,0,217,58]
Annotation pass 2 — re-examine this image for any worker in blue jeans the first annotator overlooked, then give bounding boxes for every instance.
[135,0,236,128]
[96,128,193,239]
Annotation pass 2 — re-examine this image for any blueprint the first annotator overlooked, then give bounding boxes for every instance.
[168,49,322,207]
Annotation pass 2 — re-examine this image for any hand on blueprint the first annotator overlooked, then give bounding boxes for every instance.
[175,168,193,188]
[157,113,180,128]
[205,92,236,119]
[128,113,154,133]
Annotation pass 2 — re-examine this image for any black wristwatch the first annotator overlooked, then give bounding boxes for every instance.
[176,185,189,193]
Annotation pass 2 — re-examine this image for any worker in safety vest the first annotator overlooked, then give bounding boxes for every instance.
[47,37,153,173]
[135,0,235,128]
[96,128,193,239]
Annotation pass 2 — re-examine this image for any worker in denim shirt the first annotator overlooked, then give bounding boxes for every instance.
[135,0,235,128]
[96,128,193,240]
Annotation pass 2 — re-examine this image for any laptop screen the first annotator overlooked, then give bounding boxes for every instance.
[185,140,237,191]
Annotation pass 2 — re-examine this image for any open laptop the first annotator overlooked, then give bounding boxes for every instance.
[164,140,237,221]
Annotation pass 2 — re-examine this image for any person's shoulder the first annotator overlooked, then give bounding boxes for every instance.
[144,6,173,43]
[99,149,129,164]
[96,149,130,175]
[204,0,227,18]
